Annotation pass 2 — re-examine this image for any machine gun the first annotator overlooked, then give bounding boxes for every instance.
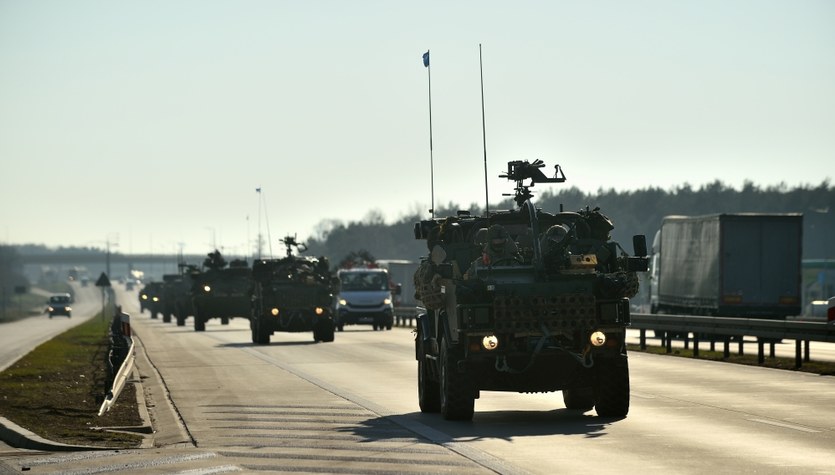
[500,159,566,207]
[280,235,308,257]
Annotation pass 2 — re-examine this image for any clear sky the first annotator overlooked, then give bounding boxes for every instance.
[1,0,833,256]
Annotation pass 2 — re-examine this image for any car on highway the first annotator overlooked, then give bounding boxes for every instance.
[47,293,72,318]
[802,296,835,324]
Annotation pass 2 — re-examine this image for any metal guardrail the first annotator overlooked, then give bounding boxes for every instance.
[630,313,835,368]
[98,312,135,416]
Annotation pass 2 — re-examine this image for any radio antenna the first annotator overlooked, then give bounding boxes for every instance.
[479,44,489,217]
[423,50,435,219]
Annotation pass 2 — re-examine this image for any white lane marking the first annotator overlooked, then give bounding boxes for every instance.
[748,418,821,433]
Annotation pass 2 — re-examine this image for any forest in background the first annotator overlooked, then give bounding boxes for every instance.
[5,180,835,271]
[305,180,835,264]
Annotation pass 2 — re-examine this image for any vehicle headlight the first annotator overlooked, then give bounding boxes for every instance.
[66,306,72,311]
[482,335,499,350]
[203,285,211,292]
[48,306,54,312]
[315,307,324,315]
[590,331,606,347]
[152,297,159,302]
[271,308,279,316]
[338,298,347,306]
[141,294,148,300]
[383,298,392,305]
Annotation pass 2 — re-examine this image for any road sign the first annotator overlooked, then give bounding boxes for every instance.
[95,272,111,287]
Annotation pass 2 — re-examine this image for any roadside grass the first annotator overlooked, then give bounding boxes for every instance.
[0,309,144,448]
[628,343,835,376]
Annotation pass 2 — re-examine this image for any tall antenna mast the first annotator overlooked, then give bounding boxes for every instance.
[256,187,262,259]
[479,44,489,216]
[423,50,435,219]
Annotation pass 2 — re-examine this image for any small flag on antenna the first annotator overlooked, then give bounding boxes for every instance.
[422,51,430,67]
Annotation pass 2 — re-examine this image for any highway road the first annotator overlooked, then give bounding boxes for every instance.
[2,285,835,474]
[0,282,104,372]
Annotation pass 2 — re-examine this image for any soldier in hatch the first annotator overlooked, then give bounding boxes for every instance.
[540,224,571,269]
[466,224,523,279]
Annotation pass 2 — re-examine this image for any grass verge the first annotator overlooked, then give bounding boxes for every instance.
[628,343,835,376]
[0,311,144,448]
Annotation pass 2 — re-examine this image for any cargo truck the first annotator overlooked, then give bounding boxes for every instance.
[649,213,802,318]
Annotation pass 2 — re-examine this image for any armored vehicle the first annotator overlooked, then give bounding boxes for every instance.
[251,236,336,344]
[413,160,648,420]
[190,250,252,332]
[162,266,197,326]
[139,282,163,319]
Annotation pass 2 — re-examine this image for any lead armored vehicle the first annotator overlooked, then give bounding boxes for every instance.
[250,236,336,344]
[190,250,252,332]
[413,160,648,420]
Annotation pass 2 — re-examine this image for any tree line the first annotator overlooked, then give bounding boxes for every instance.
[306,180,835,264]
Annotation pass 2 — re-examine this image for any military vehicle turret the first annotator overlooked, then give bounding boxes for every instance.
[250,236,336,344]
[190,250,252,332]
[413,160,648,420]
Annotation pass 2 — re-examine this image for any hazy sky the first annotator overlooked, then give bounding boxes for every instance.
[1,1,833,256]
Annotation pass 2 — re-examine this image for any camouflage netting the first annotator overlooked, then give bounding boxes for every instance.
[414,259,444,309]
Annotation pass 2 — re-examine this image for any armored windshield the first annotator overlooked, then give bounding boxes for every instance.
[340,272,388,291]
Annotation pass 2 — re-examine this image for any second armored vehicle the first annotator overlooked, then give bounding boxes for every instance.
[190,250,252,332]
[250,236,336,344]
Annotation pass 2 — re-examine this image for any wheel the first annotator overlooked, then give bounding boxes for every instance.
[417,332,440,413]
[221,317,229,325]
[151,311,158,319]
[372,323,379,331]
[194,309,206,332]
[318,321,335,343]
[439,336,475,421]
[176,315,185,326]
[594,356,630,418]
[337,323,344,332]
[163,312,171,323]
[562,387,595,411]
[254,318,271,345]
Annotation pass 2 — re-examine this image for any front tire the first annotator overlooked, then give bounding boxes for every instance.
[254,317,271,345]
[194,308,206,332]
[563,387,595,411]
[440,337,475,421]
[594,356,630,418]
[417,334,440,413]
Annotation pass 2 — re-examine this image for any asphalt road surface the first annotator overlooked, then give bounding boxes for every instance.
[2,285,834,474]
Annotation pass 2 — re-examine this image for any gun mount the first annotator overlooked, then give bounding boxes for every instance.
[280,235,308,257]
[500,159,566,207]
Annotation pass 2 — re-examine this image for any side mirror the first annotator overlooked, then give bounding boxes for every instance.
[633,235,648,257]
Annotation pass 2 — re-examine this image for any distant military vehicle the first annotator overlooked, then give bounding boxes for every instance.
[139,282,164,319]
[162,265,197,326]
[413,160,648,420]
[250,236,336,344]
[190,250,252,332]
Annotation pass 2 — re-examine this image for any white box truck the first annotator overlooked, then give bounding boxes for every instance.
[650,213,802,318]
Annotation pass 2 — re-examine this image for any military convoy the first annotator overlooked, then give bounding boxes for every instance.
[413,160,648,420]
[250,236,336,344]
[190,250,252,332]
